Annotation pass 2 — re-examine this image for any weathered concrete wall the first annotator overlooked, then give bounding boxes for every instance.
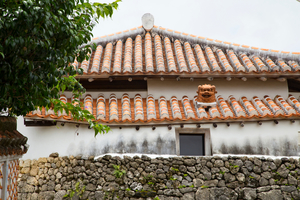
[18,153,300,200]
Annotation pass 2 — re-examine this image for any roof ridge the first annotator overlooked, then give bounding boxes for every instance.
[89,26,145,47]
[85,25,299,62]
[152,25,300,61]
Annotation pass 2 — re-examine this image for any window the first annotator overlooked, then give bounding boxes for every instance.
[81,79,147,91]
[288,79,300,92]
[175,128,212,156]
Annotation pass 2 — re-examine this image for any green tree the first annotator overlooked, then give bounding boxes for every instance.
[0,0,120,136]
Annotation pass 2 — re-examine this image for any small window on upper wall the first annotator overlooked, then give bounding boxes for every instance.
[175,128,212,156]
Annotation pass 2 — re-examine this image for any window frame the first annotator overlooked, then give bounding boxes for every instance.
[175,128,212,156]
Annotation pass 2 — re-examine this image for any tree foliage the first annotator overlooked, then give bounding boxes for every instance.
[0,0,120,136]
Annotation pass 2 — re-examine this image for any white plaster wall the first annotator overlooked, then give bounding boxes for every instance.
[18,116,175,159]
[206,120,300,155]
[62,79,288,101]
[147,79,288,100]
[18,116,299,159]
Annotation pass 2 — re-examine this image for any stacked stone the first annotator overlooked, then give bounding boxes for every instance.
[18,153,300,200]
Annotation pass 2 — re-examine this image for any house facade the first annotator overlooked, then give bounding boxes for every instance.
[20,14,300,159]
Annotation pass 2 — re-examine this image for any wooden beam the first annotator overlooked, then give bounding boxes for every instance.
[80,79,147,91]
[24,119,56,126]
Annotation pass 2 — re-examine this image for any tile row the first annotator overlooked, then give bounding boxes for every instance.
[27,94,300,123]
[152,25,300,58]
[74,33,300,75]
[0,118,28,156]
[73,33,300,74]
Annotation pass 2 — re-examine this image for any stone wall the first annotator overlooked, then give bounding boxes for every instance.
[18,153,300,200]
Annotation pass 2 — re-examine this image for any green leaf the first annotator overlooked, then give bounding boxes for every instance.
[0,0,119,135]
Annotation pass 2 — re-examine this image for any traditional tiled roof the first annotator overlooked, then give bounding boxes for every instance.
[74,26,300,78]
[0,117,28,156]
[25,94,300,125]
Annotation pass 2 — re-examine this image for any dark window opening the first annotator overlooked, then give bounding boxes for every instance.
[288,79,300,92]
[179,134,205,156]
[80,79,147,91]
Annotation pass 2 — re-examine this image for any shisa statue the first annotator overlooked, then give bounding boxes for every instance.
[196,84,217,109]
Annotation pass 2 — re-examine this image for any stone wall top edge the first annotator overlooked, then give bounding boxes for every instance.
[20,153,300,163]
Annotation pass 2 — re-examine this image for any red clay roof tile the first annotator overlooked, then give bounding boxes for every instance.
[0,117,28,156]
[240,54,256,72]
[134,35,143,73]
[26,93,300,124]
[102,43,113,73]
[216,49,233,72]
[113,41,122,73]
[145,33,154,72]
[184,42,199,72]
[277,60,291,72]
[227,50,245,72]
[164,37,177,72]
[154,35,165,72]
[194,44,210,72]
[91,45,103,73]
[174,40,188,72]
[123,38,133,73]
[77,27,299,77]
[205,47,221,72]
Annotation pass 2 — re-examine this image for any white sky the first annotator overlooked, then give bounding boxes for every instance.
[92,0,300,52]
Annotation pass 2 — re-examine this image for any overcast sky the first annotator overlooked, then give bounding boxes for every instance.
[91,0,300,53]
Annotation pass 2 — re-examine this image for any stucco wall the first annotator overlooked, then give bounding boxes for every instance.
[18,117,299,160]
[147,79,288,100]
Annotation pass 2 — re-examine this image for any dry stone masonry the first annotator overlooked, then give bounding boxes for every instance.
[18,153,300,200]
